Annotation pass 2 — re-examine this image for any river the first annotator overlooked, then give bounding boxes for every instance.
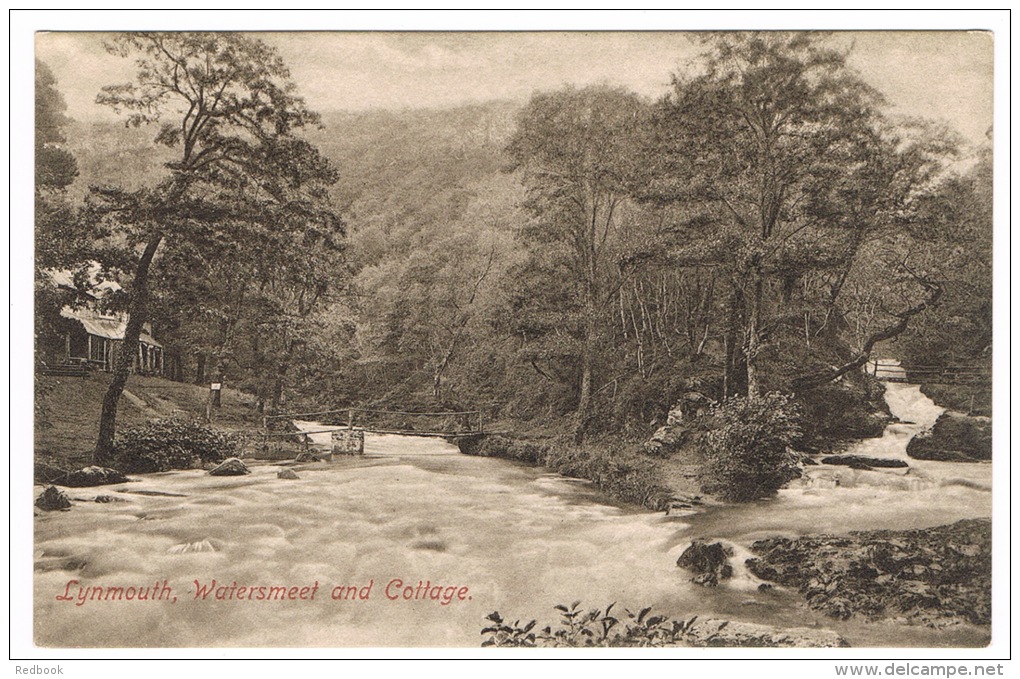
[33,382,991,648]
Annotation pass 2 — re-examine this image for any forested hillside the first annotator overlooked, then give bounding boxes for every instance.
[39,32,993,460]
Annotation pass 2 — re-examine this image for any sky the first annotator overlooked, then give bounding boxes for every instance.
[34,30,994,148]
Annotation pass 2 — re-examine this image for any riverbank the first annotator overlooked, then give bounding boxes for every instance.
[456,433,697,511]
[34,373,263,480]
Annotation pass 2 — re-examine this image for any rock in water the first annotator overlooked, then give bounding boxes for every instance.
[277,468,300,480]
[62,466,130,487]
[907,412,992,462]
[207,458,250,476]
[35,486,72,511]
[685,618,848,648]
[821,455,908,469]
[677,540,734,587]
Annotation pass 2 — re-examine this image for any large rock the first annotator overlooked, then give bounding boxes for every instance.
[685,618,849,648]
[745,519,991,626]
[207,457,250,476]
[61,466,130,487]
[35,486,72,511]
[820,455,909,470]
[277,468,300,480]
[907,412,992,462]
[677,540,733,587]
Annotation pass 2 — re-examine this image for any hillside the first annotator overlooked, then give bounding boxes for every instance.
[35,372,262,472]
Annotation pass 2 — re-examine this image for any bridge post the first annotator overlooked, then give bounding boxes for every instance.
[348,408,354,430]
[332,428,364,455]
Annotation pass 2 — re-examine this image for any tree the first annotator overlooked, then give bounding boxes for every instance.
[648,33,954,399]
[35,59,87,369]
[35,59,79,192]
[35,59,83,270]
[91,32,341,463]
[506,85,648,440]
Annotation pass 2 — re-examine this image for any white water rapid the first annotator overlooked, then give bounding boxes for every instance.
[34,384,991,648]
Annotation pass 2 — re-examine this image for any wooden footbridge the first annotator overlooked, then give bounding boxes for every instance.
[260,407,485,456]
[870,360,992,385]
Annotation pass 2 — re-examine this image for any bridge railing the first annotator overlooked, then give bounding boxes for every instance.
[263,407,484,437]
[869,360,991,384]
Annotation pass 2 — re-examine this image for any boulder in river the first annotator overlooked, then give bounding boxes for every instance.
[685,618,849,647]
[61,466,130,487]
[207,457,250,476]
[820,455,909,470]
[277,468,300,480]
[677,540,733,587]
[35,486,72,511]
[907,412,992,462]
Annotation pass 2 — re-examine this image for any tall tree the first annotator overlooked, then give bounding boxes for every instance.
[648,33,953,399]
[507,85,648,440]
[35,59,84,368]
[35,59,82,269]
[91,32,341,463]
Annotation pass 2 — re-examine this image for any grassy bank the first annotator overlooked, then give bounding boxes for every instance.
[35,372,262,472]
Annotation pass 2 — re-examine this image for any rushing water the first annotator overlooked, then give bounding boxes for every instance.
[34,383,991,648]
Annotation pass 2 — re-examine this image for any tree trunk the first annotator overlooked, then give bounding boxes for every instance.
[792,281,943,393]
[94,233,163,465]
[195,353,207,385]
[722,282,744,398]
[745,268,764,401]
[574,300,596,444]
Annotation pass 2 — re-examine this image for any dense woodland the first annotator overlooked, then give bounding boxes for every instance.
[36,33,993,461]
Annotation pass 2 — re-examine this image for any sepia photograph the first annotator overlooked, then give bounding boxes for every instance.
[18,12,1004,660]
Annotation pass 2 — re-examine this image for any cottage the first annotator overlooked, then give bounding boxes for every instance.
[39,268,164,376]
[59,306,164,374]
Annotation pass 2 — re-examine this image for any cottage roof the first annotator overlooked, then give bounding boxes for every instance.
[60,307,162,348]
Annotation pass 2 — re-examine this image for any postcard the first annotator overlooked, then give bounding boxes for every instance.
[17,14,1005,663]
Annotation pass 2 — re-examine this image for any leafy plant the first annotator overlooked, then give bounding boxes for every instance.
[482,602,696,647]
[700,392,802,502]
[114,418,236,473]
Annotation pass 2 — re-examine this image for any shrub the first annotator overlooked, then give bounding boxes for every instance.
[700,392,801,502]
[482,602,694,647]
[114,419,237,473]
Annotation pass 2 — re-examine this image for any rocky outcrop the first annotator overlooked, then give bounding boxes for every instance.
[907,412,992,462]
[207,457,250,476]
[745,519,991,626]
[796,376,891,450]
[35,486,72,511]
[820,455,909,470]
[61,466,130,487]
[677,540,733,587]
[277,468,300,480]
[685,618,849,648]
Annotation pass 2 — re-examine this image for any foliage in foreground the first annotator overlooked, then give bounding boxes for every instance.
[114,418,236,473]
[482,602,694,647]
[700,393,802,502]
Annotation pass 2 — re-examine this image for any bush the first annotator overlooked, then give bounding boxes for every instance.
[482,602,694,647]
[114,419,237,473]
[700,392,801,502]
